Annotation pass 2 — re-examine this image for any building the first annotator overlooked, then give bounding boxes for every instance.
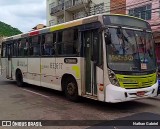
[32,24,47,30]
[46,0,126,26]
[126,0,160,66]
[126,0,160,29]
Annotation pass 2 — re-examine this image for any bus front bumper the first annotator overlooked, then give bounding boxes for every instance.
[105,81,158,103]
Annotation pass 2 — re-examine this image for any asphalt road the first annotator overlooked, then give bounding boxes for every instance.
[0,76,160,129]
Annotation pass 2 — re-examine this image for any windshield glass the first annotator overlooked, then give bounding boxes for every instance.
[107,27,156,72]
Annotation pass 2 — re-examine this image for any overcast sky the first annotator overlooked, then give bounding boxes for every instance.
[0,0,46,33]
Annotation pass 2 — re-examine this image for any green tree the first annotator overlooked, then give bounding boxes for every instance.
[0,21,22,37]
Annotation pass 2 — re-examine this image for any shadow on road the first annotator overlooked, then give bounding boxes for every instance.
[0,80,16,85]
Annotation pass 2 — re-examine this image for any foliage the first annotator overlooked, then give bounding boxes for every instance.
[0,21,22,37]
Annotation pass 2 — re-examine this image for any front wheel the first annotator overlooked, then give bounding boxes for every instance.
[64,78,79,102]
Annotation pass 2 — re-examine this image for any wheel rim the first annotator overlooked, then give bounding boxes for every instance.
[67,82,76,96]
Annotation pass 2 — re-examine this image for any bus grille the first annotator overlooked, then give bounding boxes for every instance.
[116,73,156,89]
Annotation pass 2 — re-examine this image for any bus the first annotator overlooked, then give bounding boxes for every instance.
[0,14,158,103]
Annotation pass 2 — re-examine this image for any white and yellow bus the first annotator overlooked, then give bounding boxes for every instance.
[1,14,158,103]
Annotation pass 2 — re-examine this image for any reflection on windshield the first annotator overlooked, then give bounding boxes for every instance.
[107,28,156,72]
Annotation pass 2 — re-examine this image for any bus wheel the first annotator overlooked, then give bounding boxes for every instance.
[64,77,79,102]
[16,70,23,87]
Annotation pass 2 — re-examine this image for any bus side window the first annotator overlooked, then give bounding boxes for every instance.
[29,36,40,56]
[57,31,63,55]
[1,43,6,58]
[18,39,24,57]
[19,38,29,57]
[24,39,29,56]
[13,41,18,57]
[41,33,56,56]
[57,28,78,55]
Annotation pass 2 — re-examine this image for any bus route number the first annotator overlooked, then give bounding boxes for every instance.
[50,63,63,69]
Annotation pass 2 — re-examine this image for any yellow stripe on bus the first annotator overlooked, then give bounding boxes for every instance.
[50,25,65,32]
[50,21,83,32]
[65,21,82,28]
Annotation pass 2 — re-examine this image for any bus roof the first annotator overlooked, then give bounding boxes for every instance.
[3,13,148,42]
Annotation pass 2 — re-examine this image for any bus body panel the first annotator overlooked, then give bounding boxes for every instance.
[12,58,28,81]
[1,58,7,78]
[40,57,60,90]
[27,58,40,86]
[96,66,104,101]
[105,81,158,103]
[55,57,81,80]
[55,57,81,94]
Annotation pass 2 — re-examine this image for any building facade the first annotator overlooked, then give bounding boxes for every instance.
[126,0,160,66]
[126,0,160,30]
[46,0,126,26]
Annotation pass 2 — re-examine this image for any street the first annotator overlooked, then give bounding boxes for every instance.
[0,76,160,129]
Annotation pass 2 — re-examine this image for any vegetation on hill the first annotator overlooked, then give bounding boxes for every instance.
[0,21,22,37]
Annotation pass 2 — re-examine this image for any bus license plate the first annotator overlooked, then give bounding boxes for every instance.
[136,91,145,97]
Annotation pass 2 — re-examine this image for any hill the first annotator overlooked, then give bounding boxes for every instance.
[0,21,22,37]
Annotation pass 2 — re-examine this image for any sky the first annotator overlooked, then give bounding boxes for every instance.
[0,0,46,33]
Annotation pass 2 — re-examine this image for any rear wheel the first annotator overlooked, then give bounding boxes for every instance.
[16,70,23,87]
[64,77,79,102]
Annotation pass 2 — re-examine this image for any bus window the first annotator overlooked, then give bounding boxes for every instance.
[57,31,63,55]
[19,38,28,57]
[29,36,40,56]
[1,43,6,58]
[24,39,29,56]
[18,40,24,57]
[57,28,78,55]
[13,41,18,57]
[41,33,56,56]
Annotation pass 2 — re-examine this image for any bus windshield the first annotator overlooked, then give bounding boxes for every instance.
[106,27,156,72]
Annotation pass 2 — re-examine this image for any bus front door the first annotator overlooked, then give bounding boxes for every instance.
[83,30,99,96]
[6,43,12,79]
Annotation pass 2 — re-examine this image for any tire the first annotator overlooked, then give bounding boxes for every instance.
[16,70,24,87]
[64,77,79,102]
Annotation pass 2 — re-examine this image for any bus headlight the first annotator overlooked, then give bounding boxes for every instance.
[108,69,120,86]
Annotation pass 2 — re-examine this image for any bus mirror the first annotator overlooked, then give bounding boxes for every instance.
[104,31,111,45]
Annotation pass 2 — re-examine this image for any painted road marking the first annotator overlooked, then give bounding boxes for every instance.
[22,88,51,99]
